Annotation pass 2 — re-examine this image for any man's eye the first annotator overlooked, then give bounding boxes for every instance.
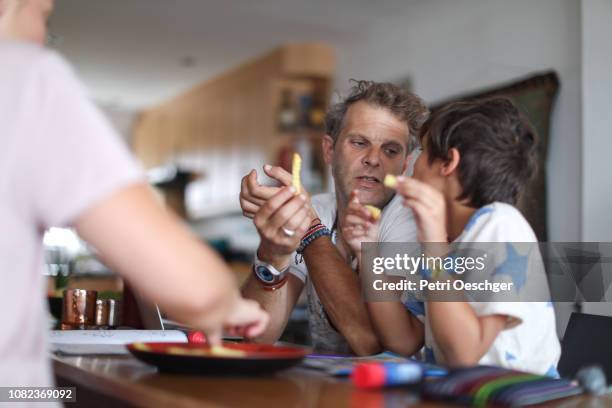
[352,141,366,147]
[385,148,399,156]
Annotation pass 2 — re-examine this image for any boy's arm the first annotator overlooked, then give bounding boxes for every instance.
[427,302,506,366]
[366,302,424,356]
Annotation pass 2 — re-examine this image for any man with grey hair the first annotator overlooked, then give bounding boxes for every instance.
[240,80,429,355]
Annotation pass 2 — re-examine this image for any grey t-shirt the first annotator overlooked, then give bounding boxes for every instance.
[288,192,417,353]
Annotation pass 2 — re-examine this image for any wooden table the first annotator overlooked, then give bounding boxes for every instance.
[53,354,610,408]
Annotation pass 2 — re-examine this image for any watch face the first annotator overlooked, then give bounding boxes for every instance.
[255,265,276,283]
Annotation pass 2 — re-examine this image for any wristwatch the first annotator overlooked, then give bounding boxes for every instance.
[253,258,290,288]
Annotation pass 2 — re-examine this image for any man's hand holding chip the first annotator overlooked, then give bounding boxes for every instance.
[240,164,314,219]
[239,165,282,219]
[243,161,317,269]
[342,190,380,263]
[254,185,314,270]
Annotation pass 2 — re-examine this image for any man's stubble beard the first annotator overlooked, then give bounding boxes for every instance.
[331,160,394,210]
[330,160,351,210]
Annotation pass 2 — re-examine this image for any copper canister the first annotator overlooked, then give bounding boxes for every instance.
[61,289,97,329]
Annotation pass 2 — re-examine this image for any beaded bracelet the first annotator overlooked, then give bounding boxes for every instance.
[295,223,331,263]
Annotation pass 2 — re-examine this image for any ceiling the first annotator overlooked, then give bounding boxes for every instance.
[49,0,421,110]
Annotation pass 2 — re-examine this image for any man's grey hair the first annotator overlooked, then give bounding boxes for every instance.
[325,80,429,152]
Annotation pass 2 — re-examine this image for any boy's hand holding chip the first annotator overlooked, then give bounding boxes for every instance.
[393,176,447,245]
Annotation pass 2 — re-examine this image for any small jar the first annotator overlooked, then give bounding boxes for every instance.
[94,299,110,327]
[61,289,97,329]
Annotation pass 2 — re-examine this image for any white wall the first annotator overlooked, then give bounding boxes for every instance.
[581,0,612,242]
[579,0,612,319]
[332,0,582,242]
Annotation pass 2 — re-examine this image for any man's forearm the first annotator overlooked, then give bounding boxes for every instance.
[241,273,303,343]
[303,237,381,355]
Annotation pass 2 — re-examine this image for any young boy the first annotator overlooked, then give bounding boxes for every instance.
[343,97,560,375]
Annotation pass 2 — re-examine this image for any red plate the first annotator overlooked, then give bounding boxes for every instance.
[127,342,309,375]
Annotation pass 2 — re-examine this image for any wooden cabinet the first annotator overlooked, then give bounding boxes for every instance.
[132,43,335,218]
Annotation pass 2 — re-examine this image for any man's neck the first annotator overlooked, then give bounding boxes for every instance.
[446,199,477,242]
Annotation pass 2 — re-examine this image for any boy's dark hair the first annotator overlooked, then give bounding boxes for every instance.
[420,97,538,207]
[325,80,429,152]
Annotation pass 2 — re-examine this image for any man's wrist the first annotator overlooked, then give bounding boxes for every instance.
[308,215,321,229]
[297,224,331,255]
[252,258,290,289]
[256,246,291,271]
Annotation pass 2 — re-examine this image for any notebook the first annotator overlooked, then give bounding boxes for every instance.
[422,365,582,407]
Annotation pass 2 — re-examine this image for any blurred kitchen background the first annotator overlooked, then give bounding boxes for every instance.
[43,0,612,340]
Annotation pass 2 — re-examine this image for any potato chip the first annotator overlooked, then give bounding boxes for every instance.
[167,346,201,355]
[292,153,302,194]
[383,174,398,188]
[166,345,247,358]
[132,343,151,352]
[364,205,381,220]
[209,346,247,357]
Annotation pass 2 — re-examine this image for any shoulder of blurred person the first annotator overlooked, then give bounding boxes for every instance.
[1,38,143,229]
[0,39,71,78]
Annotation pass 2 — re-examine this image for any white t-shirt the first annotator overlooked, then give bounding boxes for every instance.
[407,202,561,375]
[289,192,417,353]
[0,42,142,387]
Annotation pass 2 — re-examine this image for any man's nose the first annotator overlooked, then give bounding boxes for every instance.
[362,147,381,167]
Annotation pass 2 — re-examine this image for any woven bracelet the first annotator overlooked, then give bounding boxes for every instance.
[295,225,331,263]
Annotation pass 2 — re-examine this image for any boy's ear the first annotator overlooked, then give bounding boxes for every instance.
[440,148,460,176]
[322,134,334,166]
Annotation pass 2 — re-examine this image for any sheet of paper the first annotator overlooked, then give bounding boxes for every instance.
[49,330,188,355]
[50,329,188,344]
[51,343,132,355]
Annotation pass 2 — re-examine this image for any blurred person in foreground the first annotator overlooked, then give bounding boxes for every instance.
[0,0,269,388]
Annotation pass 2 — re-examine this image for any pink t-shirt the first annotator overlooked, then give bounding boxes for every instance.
[0,41,143,387]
